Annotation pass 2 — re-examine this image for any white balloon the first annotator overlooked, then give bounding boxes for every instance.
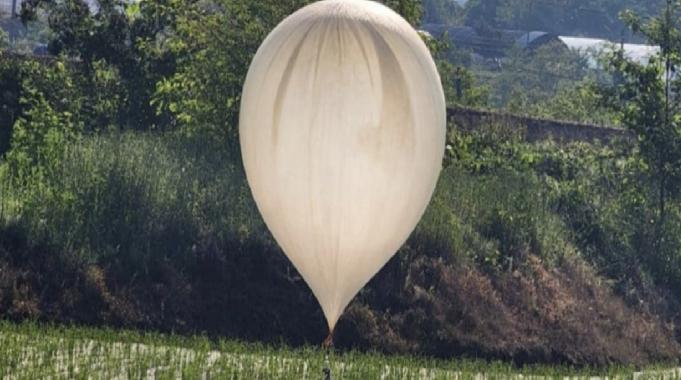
[239,0,446,331]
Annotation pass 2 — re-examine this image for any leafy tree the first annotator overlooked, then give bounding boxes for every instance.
[154,0,425,145]
[525,80,620,125]
[608,0,681,225]
[492,41,589,109]
[0,28,7,50]
[462,0,666,40]
[5,59,85,185]
[464,0,501,34]
[20,0,185,129]
[383,0,424,26]
[422,0,463,25]
[153,0,310,146]
[0,53,22,157]
[426,35,487,107]
[15,0,425,143]
[1,54,125,162]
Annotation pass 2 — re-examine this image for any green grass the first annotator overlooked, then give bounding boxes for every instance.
[0,131,265,263]
[1,132,681,368]
[0,320,675,379]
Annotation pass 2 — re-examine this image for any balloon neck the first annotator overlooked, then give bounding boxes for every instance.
[322,329,335,349]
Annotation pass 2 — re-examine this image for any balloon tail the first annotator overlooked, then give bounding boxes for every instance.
[322,330,334,349]
[322,330,334,380]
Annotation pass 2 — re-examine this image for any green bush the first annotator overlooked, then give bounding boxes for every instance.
[443,124,681,305]
[0,53,125,159]
[3,132,264,267]
[3,127,655,299]
[1,128,681,364]
[0,53,21,158]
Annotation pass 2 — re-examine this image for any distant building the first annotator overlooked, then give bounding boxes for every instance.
[558,36,659,67]
[422,23,659,68]
[517,31,560,50]
[421,24,563,58]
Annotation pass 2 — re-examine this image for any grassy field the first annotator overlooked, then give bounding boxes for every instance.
[0,321,678,379]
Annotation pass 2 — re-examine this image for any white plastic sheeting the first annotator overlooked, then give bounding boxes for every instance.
[240,0,445,330]
[559,36,660,68]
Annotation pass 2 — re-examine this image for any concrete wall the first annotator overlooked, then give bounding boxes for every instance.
[447,105,632,144]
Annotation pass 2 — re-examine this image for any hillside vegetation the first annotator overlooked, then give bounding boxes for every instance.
[1,128,680,366]
[425,0,664,39]
[1,0,681,369]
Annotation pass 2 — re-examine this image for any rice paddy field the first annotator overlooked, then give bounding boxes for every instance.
[0,321,678,379]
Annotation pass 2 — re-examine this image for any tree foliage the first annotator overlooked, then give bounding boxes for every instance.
[154,0,424,142]
[607,0,681,223]
[383,0,423,26]
[462,0,665,39]
[19,0,183,129]
[0,28,8,50]
[490,42,588,109]
[153,0,311,143]
[427,35,488,107]
[422,0,463,25]
[523,80,620,125]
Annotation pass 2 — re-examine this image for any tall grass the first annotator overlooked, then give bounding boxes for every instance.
[1,132,267,266]
[414,165,570,271]
[1,131,680,365]
[0,131,569,275]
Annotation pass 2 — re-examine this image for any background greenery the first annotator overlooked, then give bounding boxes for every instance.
[1,0,681,368]
[428,0,664,40]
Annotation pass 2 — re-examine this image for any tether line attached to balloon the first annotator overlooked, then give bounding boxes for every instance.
[322,329,334,380]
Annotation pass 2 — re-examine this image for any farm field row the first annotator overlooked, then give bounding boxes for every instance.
[0,321,678,379]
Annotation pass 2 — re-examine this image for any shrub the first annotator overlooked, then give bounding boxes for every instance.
[1,129,680,365]
[5,132,261,265]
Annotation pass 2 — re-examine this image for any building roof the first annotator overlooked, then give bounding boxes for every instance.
[421,24,562,58]
[558,36,659,66]
[421,23,660,67]
[516,31,557,50]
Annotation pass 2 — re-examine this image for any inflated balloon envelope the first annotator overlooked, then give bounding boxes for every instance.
[240,0,446,339]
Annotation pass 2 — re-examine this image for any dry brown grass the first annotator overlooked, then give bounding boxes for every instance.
[0,222,679,367]
[338,251,681,366]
